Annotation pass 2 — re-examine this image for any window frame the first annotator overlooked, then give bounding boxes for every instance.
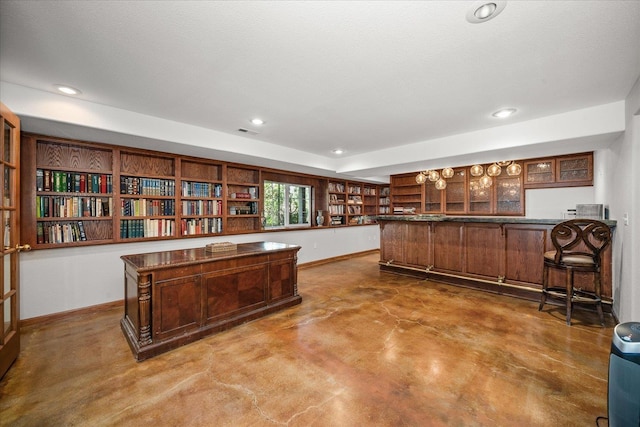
[263,180,312,229]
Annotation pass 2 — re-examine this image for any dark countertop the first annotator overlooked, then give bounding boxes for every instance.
[376,215,617,227]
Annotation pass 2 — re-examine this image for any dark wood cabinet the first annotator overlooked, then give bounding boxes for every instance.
[524,153,593,188]
[443,168,467,214]
[121,241,301,360]
[378,218,614,304]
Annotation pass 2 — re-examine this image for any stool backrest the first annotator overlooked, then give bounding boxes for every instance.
[550,219,612,265]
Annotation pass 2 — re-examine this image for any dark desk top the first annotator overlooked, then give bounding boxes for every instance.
[121,241,301,271]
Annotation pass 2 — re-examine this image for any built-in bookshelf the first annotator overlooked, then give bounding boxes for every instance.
[362,184,377,224]
[119,151,176,239]
[390,173,421,214]
[30,138,114,247]
[378,186,390,214]
[180,159,223,236]
[21,134,383,250]
[328,180,346,226]
[226,165,261,233]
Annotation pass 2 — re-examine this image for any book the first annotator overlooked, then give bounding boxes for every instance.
[36,169,44,191]
[77,220,87,241]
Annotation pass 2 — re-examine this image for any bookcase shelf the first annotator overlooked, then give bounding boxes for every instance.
[21,134,383,250]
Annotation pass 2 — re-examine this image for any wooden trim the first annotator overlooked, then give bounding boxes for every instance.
[19,300,123,328]
[298,249,379,270]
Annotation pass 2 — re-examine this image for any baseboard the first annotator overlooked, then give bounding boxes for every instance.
[20,300,123,328]
[298,249,379,269]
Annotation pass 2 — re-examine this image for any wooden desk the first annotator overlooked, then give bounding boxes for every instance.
[121,242,301,360]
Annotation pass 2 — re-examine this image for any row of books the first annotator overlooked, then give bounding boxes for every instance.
[36,196,112,218]
[379,197,390,205]
[330,216,344,225]
[120,176,176,196]
[347,185,361,194]
[328,182,345,193]
[36,221,87,244]
[329,205,344,214]
[363,187,377,195]
[229,202,258,215]
[379,206,391,214]
[120,219,175,239]
[37,169,113,194]
[181,182,223,198]
[347,195,363,204]
[121,199,175,217]
[347,206,362,214]
[181,218,223,235]
[182,200,222,216]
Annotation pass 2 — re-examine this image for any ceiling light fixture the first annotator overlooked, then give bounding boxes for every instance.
[250,118,265,125]
[466,1,507,24]
[54,84,81,95]
[492,108,517,118]
[332,149,344,155]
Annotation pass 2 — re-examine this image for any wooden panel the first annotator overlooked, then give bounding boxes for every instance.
[432,222,464,272]
[181,160,222,181]
[404,222,431,267]
[465,224,504,278]
[153,276,202,340]
[504,226,547,286]
[379,221,405,263]
[120,152,175,176]
[204,265,267,322]
[269,259,294,301]
[36,140,112,172]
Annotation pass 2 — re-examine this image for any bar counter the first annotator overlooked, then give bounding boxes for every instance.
[377,215,616,305]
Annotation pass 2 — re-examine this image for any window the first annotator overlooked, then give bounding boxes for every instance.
[263,181,311,228]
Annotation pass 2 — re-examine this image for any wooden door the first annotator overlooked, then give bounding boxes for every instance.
[1,102,28,379]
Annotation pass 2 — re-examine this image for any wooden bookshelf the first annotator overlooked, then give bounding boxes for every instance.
[21,133,385,250]
[179,159,223,236]
[22,135,115,248]
[225,165,261,233]
[117,150,177,240]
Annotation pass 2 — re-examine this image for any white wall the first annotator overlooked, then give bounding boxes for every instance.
[19,225,380,320]
[525,187,595,219]
[607,76,640,323]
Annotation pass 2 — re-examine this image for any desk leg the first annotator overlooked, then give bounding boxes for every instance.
[138,273,152,346]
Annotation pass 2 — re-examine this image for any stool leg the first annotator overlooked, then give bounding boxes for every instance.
[539,264,548,311]
[566,269,573,326]
[595,271,605,326]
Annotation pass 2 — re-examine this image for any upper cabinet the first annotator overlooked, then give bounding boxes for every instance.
[524,153,593,189]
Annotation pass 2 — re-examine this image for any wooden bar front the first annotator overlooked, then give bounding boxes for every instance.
[121,242,301,360]
[378,216,616,304]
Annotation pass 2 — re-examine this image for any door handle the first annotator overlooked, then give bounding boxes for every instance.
[15,244,32,252]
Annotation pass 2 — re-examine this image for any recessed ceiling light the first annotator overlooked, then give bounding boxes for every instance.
[332,149,344,155]
[54,84,81,95]
[466,1,506,23]
[250,118,265,125]
[492,108,517,118]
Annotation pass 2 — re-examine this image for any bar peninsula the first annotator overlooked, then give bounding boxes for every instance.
[377,215,616,305]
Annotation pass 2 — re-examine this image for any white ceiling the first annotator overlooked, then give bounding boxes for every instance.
[1,1,639,181]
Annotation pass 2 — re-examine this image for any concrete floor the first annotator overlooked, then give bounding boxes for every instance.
[1,253,614,426]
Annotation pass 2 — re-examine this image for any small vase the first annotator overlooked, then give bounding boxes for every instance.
[316,210,325,226]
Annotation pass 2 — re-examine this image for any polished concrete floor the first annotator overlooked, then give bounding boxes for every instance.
[1,253,615,426]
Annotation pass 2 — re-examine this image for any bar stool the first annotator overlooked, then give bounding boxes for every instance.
[538,219,612,326]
